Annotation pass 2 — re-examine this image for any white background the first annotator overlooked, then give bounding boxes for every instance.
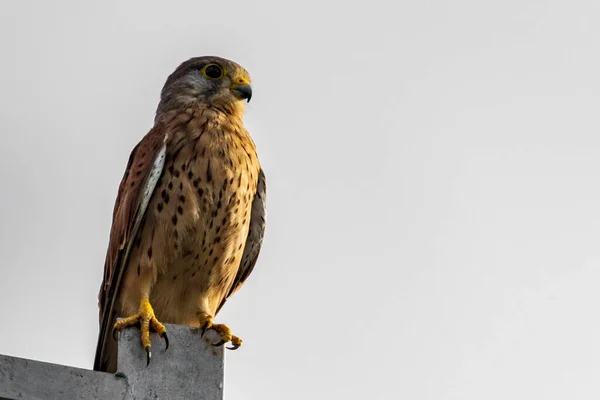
[1,1,600,399]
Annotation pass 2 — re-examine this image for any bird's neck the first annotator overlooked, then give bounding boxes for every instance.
[155,98,245,124]
[158,106,253,148]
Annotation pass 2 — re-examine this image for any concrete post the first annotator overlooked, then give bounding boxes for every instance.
[0,323,225,400]
[0,354,127,399]
[117,323,225,399]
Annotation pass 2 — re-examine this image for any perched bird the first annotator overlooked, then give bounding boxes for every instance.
[94,56,266,373]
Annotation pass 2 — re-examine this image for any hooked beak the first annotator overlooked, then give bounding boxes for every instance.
[231,78,252,103]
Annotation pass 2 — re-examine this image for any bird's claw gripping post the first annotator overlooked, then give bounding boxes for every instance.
[197,312,243,351]
[112,295,169,367]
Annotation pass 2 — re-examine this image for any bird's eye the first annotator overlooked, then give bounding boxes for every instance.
[202,64,224,80]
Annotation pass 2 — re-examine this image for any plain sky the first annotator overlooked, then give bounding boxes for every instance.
[1,0,600,399]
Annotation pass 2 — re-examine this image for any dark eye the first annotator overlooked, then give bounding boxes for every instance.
[203,64,224,80]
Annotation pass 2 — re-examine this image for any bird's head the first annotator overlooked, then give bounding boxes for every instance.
[156,56,252,120]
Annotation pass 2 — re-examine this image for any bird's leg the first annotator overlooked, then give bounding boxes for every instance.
[197,311,243,350]
[113,295,169,365]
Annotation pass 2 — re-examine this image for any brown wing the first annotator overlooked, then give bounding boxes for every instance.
[93,122,168,371]
[216,169,267,314]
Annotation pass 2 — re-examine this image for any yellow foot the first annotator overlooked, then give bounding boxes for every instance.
[113,296,169,366]
[198,312,243,350]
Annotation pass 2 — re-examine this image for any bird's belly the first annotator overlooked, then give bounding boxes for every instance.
[149,219,249,326]
[145,166,255,326]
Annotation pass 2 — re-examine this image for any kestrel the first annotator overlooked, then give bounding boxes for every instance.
[93,56,266,373]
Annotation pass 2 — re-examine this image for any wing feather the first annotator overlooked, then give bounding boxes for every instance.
[217,169,267,314]
[93,123,167,371]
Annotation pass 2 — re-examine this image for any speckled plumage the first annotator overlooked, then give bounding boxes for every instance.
[94,56,266,372]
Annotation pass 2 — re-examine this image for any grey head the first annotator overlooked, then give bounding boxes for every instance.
[155,56,252,121]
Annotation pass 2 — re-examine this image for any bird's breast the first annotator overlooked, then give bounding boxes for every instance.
[145,113,261,321]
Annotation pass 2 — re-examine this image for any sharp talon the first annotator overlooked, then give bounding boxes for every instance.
[112,327,119,341]
[163,333,169,350]
[227,344,240,350]
[200,322,210,338]
[146,346,151,366]
[212,340,226,347]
